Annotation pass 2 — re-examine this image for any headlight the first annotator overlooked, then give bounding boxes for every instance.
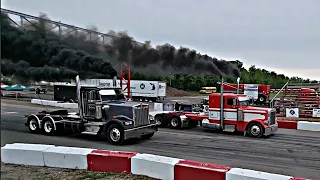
[149,115,154,121]
[124,121,133,126]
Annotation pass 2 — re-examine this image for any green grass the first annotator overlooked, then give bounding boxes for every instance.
[270,92,284,99]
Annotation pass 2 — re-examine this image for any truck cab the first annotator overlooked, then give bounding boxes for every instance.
[183,93,278,138]
[205,93,277,137]
[25,76,158,145]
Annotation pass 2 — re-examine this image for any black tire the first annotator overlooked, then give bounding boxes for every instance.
[188,120,198,128]
[247,122,264,138]
[27,117,40,133]
[155,115,168,128]
[259,95,266,102]
[41,118,56,135]
[106,124,125,145]
[170,116,182,129]
[141,133,154,140]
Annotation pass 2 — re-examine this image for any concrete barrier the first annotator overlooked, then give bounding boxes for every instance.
[297,121,320,132]
[1,143,54,166]
[277,120,298,129]
[43,146,95,169]
[174,160,232,180]
[87,150,137,173]
[226,168,293,180]
[0,143,314,180]
[131,153,182,180]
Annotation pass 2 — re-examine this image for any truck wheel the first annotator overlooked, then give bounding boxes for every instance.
[247,123,264,138]
[27,117,40,133]
[107,124,124,145]
[41,118,56,135]
[170,117,181,129]
[141,133,154,140]
[188,120,198,128]
[155,115,168,128]
[259,96,265,102]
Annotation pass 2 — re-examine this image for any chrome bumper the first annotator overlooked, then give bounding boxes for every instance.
[124,124,158,140]
[264,123,278,136]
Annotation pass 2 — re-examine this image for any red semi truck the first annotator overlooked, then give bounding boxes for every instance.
[217,82,271,103]
[161,78,278,138]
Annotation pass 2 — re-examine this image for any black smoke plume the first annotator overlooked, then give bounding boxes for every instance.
[1,11,240,81]
[1,12,117,81]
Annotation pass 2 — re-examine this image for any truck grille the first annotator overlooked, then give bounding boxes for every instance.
[269,111,276,125]
[133,105,150,127]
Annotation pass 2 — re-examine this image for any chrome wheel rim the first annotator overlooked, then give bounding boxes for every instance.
[44,121,53,133]
[250,125,261,136]
[155,117,162,125]
[171,118,178,127]
[110,128,121,142]
[29,119,37,131]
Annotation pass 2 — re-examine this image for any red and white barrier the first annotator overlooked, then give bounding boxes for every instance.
[174,160,231,180]
[1,143,54,166]
[87,150,137,173]
[0,143,314,180]
[297,121,320,132]
[131,153,181,180]
[43,146,95,169]
[226,168,293,180]
[278,120,320,132]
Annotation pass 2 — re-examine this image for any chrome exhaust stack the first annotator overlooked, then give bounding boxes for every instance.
[220,76,224,130]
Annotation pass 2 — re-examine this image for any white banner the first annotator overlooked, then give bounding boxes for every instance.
[285,108,299,118]
[312,109,320,118]
[243,84,259,100]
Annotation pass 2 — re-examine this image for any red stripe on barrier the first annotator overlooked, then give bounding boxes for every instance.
[174,160,232,180]
[277,120,298,129]
[87,150,137,173]
[290,177,313,180]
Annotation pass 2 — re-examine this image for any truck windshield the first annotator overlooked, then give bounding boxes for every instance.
[239,100,249,106]
[99,89,126,102]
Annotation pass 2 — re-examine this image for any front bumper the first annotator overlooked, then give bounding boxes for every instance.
[124,124,158,140]
[264,123,278,136]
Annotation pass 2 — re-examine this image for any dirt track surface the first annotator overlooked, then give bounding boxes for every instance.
[1,163,156,180]
[1,102,320,179]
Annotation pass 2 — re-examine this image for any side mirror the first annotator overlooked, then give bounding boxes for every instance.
[102,105,110,110]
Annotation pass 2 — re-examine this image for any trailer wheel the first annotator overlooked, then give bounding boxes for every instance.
[247,122,264,138]
[170,117,182,129]
[41,118,56,135]
[27,117,40,133]
[141,133,154,140]
[106,124,124,145]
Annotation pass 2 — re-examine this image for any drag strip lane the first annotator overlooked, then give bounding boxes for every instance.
[1,103,320,179]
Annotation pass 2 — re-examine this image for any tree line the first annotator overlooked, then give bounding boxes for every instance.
[1,12,316,90]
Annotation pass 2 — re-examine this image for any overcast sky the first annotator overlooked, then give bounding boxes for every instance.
[2,0,320,80]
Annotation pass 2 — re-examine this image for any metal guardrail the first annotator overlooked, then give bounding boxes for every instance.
[270,81,289,108]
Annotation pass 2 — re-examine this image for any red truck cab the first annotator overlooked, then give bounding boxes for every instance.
[185,93,278,137]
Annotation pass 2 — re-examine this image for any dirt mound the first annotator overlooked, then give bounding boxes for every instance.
[166,87,198,97]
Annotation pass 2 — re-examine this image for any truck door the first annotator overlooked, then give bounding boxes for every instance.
[82,90,99,119]
[224,97,238,120]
